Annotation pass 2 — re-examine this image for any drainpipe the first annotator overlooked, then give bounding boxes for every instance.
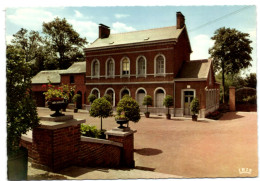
[173,80,175,117]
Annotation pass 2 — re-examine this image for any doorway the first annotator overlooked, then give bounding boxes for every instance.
[184,91,194,115]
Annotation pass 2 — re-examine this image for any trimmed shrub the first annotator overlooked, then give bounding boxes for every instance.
[88,94,97,104]
[80,124,102,138]
[163,95,173,115]
[190,97,200,115]
[142,95,153,113]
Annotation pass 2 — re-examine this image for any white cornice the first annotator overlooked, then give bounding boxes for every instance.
[85,81,174,85]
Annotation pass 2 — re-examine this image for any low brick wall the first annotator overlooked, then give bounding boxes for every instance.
[77,137,122,167]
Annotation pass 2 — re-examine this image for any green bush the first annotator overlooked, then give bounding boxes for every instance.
[72,94,81,104]
[89,97,113,130]
[236,87,256,104]
[103,94,112,103]
[116,95,140,123]
[142,95,153,113]
[163,95,173,115]
[190,97,200,115]
[88,94,97,104]
[80,124,102,138]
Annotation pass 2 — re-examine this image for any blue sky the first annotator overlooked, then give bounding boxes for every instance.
[4,4,257,75]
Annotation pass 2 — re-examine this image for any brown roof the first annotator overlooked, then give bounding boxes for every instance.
[31,70,65,84]
[60,61,86,74]
[175,59,211,80]
[86,26,184,49]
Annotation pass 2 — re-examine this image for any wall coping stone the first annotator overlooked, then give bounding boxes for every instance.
[105,129,137,137]
[39,118,85,130]
[40,115,74,122]
[81,136,123,147]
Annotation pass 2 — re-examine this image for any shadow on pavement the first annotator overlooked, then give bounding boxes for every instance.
[28,172,68,180]
[135,166,155,171]
[134,148,163,156]
[58,166,102,178]
[219,112,244,121]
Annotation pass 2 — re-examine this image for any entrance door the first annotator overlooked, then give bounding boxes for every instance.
[184,91,194,115]
[137,89,145,107]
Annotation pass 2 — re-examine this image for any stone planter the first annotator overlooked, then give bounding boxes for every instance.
[145,112,150,118]
[116,118,129,128]
[166,113,171,120]
[47,100,67,117]
[192,115,198,121]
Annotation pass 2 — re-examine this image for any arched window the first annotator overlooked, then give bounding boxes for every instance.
[91,88,100,99]
[136,56,146,77]
[120,87,131,99]
[106,58,115,78]
[136,88,147,107]
[105,88,115,107]
[91,59,100,78]
[155,54,165,76]
[121,57,130,77]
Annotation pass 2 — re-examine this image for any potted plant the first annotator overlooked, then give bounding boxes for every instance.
[142,95,153,118]
[163,95,174,119]
[116,95,141,128]
[190,97,200,121]
[72,94,81,113]
[89,97,113,138]
[88,93,97,104]
[43,83,75,116]
[103,94,112,104]
[7,45,39,179]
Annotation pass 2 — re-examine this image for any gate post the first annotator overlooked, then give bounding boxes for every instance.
[229,86,236,111]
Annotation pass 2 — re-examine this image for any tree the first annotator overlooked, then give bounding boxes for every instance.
[163,95,173,118]
[7,45,39,154]
[89,97,113,130]
[88,94,97,104]
[190,97,200,115]
[42,17,88,69]
[142,95,153,113]
[209,27,253,103]
[244,73,256,89]
[116,95,141,123]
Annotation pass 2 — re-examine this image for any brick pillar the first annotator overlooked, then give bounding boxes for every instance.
[31,115,85,172]
[106,127,137,168]
[229,86,236,111]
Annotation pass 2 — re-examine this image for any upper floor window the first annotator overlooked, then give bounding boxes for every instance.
[106,58,115,78]
[121,57,130,77]
[91,59,100,78]
[137,56,146,77]
[155,54,165,76]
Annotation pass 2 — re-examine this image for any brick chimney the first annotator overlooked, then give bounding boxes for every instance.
[99,24,110,39]
[176,12,185,29]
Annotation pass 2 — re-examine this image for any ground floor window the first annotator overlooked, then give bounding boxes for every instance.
[154,88,165,107]
[105,88,115,107]
[136,89,146,107]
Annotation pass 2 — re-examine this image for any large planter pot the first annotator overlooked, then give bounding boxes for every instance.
[8,147,28,180]
[47,100,68,117]
[166,113,171,120]
[145,112,150,118]
[116,118,129,128]
[192,115,198,121]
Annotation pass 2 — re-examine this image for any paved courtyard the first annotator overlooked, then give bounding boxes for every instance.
[33,108,258,178]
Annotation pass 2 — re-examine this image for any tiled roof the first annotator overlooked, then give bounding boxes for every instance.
[86,26,184,49]
[175,59,211,80]
[60,61,86,74]
[31,70,65,84]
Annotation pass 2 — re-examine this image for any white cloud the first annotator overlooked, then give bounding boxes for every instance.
[7,8,55,31]
[5,35,14,44]
[115,14,129,19]
[67,19,98,44]
[190,34,214,60]
[111,22,135,34]
[74,10,83,18]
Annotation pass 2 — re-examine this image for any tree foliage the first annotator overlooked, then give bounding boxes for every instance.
[89,97,113,130]
[209,27,253,102]
[116,95,141,123]
[190,97,200,115]
[163,95,173,115]
[88,94,97,104]
[142,95,153,113]
[42,17,87,69]
[7,45,39,154]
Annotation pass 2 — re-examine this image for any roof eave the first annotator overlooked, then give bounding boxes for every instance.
[174,78,207,82]
[84,38,178,52]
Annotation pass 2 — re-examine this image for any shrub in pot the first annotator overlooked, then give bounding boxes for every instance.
[142,95,153,118]
[190,97,200,121]
[7,45,40,179]
[89,97,113,132]
[116,95,141,128]
[163,95,174,119]
[72,94,81,113]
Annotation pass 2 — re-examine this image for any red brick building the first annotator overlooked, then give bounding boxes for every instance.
[31,12,220,118]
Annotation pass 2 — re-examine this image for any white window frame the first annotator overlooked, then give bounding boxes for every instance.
[105,58,115,78]
[90,87,100,99]
[136,56,147,78]
[154,54,166,77]
[91,59,100,79]
[120,57,130,78]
